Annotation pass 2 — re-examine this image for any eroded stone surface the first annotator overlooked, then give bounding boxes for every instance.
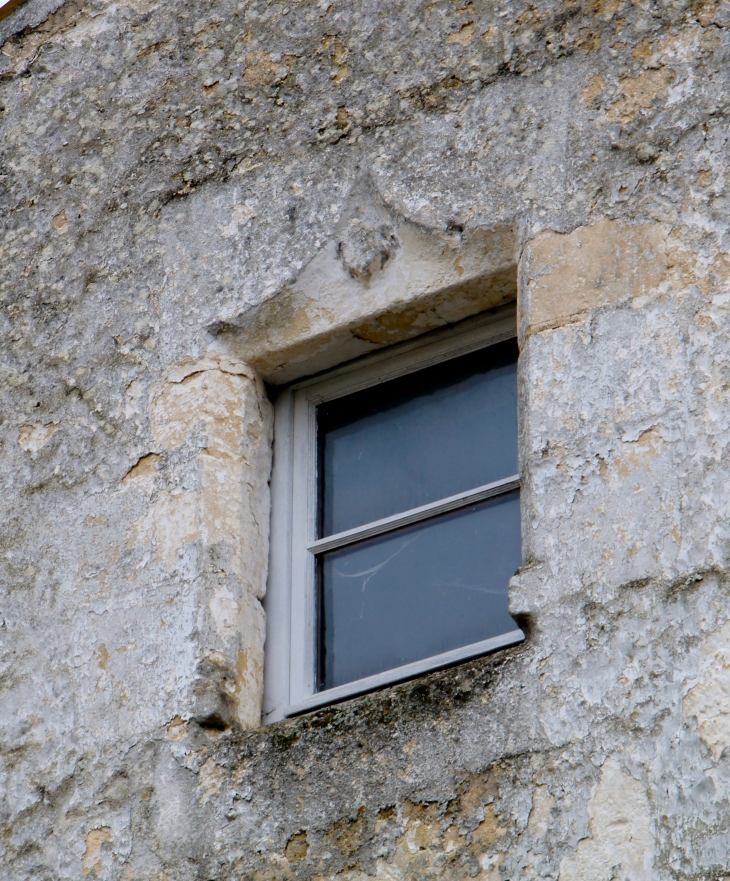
[215,218,517,384]
[4,0,730,877]
[522,219,693,335]
[684,621,730,759]
[559,758,653,881]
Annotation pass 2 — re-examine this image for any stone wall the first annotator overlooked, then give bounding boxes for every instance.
[3,0,730,878]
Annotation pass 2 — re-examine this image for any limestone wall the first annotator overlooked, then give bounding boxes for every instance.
[3,0,730,878]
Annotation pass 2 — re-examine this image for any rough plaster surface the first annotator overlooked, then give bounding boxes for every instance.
[4,0,730,877]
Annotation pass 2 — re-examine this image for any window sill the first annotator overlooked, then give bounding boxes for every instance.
[285,628,525,718]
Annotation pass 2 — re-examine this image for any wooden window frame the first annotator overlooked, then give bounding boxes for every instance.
[263,303,523,724]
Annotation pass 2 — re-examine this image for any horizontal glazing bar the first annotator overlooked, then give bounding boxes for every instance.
[308,474,520,554]
[285,629,525,717]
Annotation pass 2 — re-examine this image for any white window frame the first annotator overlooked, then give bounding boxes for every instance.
[263,303,523,724]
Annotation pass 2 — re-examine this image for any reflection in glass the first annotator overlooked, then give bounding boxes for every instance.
[317,339,519,536]
[318,491,522,691]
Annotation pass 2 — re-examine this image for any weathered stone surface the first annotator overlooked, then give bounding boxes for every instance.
[215,216,517,384]
[4,0,730,877]
[559,757,653,881]
[684,621,730,759]
[521,219,693,335]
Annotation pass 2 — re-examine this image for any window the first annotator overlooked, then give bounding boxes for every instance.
[263,305,523,722]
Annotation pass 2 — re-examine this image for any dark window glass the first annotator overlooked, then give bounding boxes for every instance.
[317,339,518,536]
[318,492,522,690]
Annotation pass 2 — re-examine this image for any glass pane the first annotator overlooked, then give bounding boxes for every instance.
[317,338,518,536]
[318,491,521,691]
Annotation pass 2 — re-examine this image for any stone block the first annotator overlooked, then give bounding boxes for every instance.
[521,219,691,336]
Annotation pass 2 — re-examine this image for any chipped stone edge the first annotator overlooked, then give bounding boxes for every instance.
[0,0,64,46]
